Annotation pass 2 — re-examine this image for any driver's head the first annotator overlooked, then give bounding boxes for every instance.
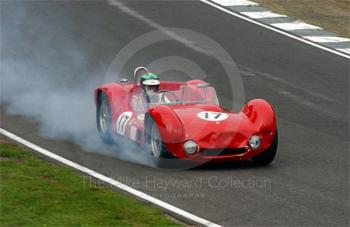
[140,72,160,101]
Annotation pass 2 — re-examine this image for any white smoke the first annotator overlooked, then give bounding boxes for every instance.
[0,1,153,166]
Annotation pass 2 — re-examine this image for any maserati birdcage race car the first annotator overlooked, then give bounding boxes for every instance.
[94,67,278,167]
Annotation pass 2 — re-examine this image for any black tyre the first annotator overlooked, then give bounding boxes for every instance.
[96,92,114,144]
[147,119,174,168]
[252,131,278,166]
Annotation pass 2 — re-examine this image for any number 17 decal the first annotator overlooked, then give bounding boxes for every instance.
[197,111,228,121]
[116,112,133,135]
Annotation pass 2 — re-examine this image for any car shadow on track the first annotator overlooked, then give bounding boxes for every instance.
[190,160,274,171]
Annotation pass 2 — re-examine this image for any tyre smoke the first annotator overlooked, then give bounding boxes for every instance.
[0,1,153,166]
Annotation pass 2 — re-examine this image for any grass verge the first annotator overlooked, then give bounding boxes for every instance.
[253,0,350,38]
[0,142,182,226]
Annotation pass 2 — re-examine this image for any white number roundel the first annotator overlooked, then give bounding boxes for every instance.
[116,111,133,135]
[197,111,228,121]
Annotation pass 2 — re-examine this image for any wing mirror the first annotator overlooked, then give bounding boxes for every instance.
[196,83,210,88]
[120,78,128,84]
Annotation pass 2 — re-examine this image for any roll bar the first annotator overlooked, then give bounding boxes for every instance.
[133,66,149,84]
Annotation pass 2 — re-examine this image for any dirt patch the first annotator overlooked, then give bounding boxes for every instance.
[0,137,11,145]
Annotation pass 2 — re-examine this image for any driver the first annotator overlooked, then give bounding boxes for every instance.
[140,72,160,103]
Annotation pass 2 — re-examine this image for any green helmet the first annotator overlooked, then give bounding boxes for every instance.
[140,72,160,102]
[140,72,160,87]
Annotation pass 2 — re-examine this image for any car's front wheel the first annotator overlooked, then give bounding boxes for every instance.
[96,92,114,144]
[147,119,175,168]
[252,131,278,166]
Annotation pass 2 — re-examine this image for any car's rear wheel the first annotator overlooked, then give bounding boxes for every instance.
[97,92,114,144]
[252,131,278,166]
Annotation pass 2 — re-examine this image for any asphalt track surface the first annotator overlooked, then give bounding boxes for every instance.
[1,0,349,226]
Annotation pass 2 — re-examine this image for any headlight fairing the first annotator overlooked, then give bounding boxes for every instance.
[248,135,261,149]
[183,140,199,155]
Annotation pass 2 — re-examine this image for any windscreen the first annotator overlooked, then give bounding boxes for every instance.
[149,84,219,106]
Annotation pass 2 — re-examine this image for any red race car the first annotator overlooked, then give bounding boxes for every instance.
[94,67,278,167]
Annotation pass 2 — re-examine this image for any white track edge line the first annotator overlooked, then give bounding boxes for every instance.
[200,0,350,59]
[0,128,221,227]
[211,0,258,6]
[241,11,288,19]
